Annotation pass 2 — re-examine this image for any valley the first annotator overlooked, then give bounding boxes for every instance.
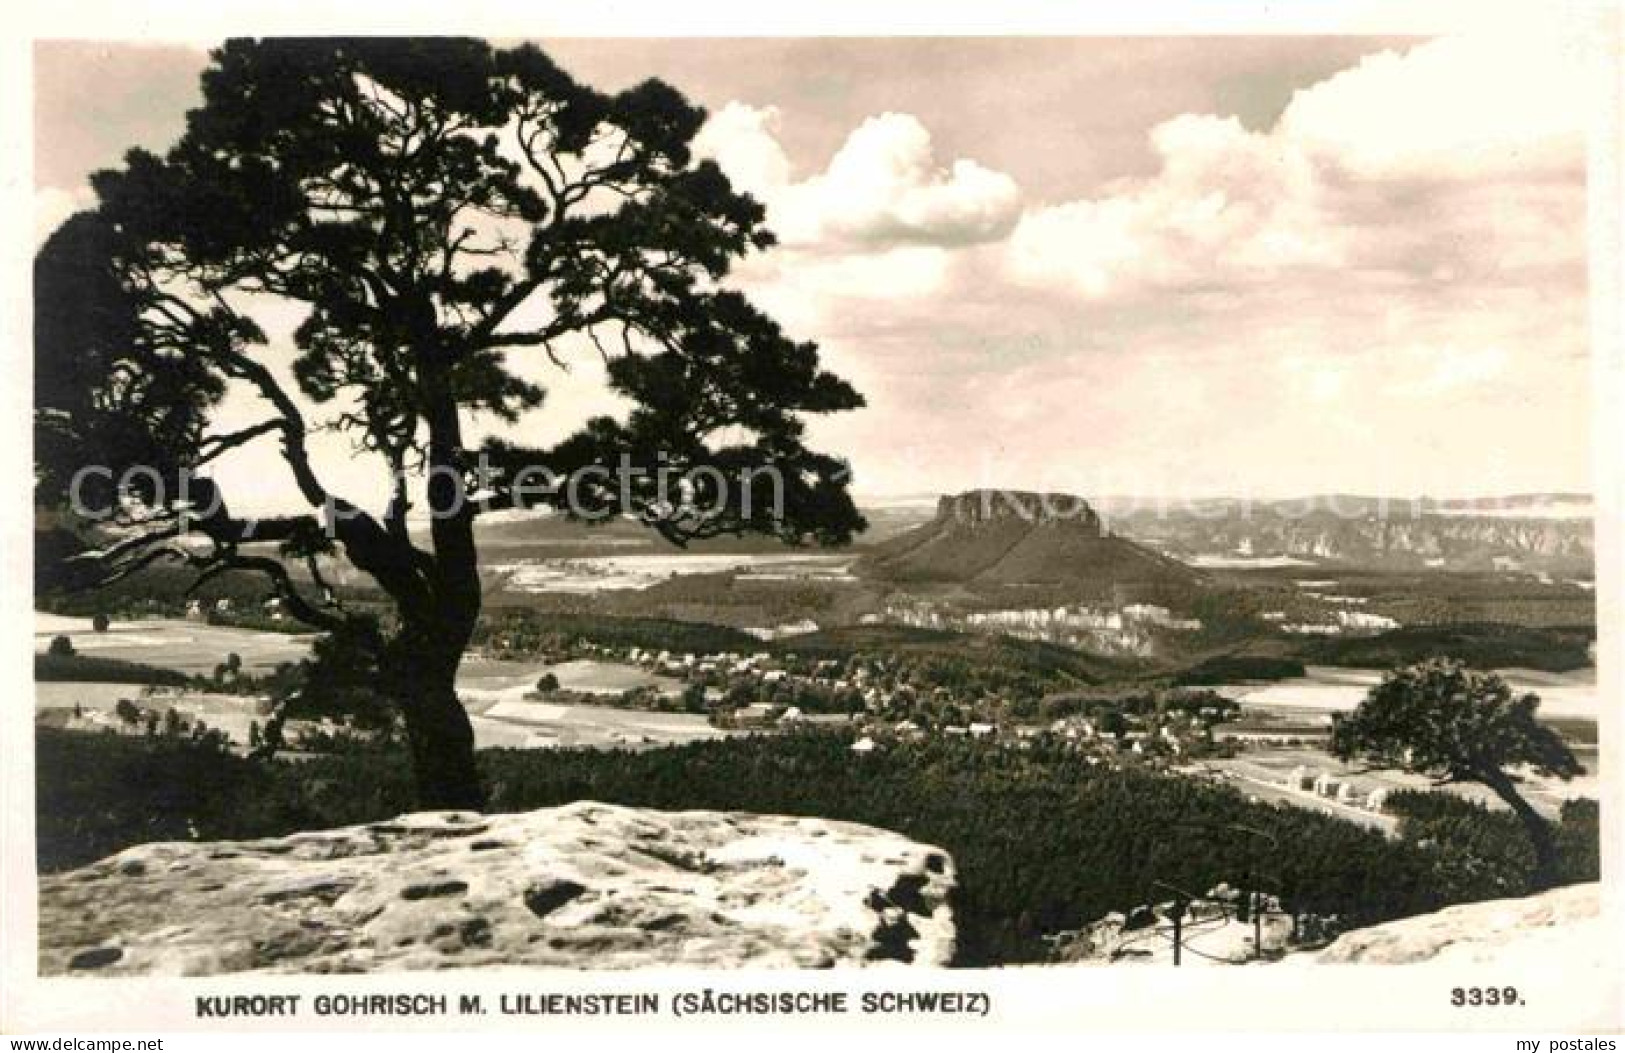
[32,487,1602,966]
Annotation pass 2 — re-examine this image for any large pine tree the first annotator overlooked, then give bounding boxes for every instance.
[34,39,866,808]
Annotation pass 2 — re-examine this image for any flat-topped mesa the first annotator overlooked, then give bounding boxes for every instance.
[937,490,1103,532]
[863,487,1192,587]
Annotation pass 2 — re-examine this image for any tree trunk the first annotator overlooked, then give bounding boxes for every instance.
[391,338,486,810]
[1483,769,1560,891]
[385,623,485,811]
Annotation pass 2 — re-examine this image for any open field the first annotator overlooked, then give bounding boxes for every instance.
[1203,744,1599,823]
[36,675,725,753]
[492,552,855,593]
[34,614,716,751]
[467,704,733,750]
[1220,664,1598,720]
[34,614,315,674]
[458,657,711,750]
[1196,662,1599,823]
[1198,764,1398,833]
[459,657,681,698]
[34,683,270,744]
[1185,555,1317,569]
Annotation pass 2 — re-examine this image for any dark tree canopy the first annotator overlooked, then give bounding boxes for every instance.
[35,213,225,513]
[65,37,864,543]
[35,37,868,807]
[1331,659,1581,889]
[1330,660,1581,785]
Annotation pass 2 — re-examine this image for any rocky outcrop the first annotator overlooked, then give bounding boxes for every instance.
[38,802,956,975]
[1053,883,1605,969]
[1314,883,1603,967]
[936,490,1103,530]
[864,489,1196,591]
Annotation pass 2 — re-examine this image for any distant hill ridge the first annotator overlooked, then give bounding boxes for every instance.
[1100,498,1594,572]
[862,489,1196,590]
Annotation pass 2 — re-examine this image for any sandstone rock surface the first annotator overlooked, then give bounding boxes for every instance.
[1314,882,1604,967]
[39,802,956,975]
[1054,883,1605,969]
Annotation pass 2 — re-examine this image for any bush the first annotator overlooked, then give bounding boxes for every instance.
[91,613,110,632]
[1555,798,1600,887]
[46,635,75,658]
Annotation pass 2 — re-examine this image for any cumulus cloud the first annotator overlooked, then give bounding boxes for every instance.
[34,38,1595,508]
[692,103,1020,330]
[734,246,952,335]
[1006,34,1587,302]
[697,103,1022,251]
[239,38,1594,504]
[845,33,1593,498]
[1280,35,1586,181]
[692,102,793,194]
[1007,113,1342,298]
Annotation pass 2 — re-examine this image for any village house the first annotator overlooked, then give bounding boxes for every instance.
[732,702,779,728]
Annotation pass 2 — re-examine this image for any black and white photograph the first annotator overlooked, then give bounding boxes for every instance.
[3,3,1622,1039]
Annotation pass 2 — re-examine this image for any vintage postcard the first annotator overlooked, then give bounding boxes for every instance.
[2,0,1621,1040]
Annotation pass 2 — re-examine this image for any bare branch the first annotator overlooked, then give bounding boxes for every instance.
[197,419,286,464]
[64,523,184,567]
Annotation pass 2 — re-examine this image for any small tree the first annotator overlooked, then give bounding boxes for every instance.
[213,651,245,685]
[91,612,110,632]
[249,714,287,761]
[1331,659,1581,890]
[535,672,560,693]
[47,635,75,658]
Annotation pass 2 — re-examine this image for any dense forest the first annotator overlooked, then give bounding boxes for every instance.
[36,728,1598,965]
[472,610,761,658]
[1385,789,1599,895]
[1299,623,1594,672]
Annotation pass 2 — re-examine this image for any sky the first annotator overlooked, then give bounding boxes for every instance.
[33,35,1596,513]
